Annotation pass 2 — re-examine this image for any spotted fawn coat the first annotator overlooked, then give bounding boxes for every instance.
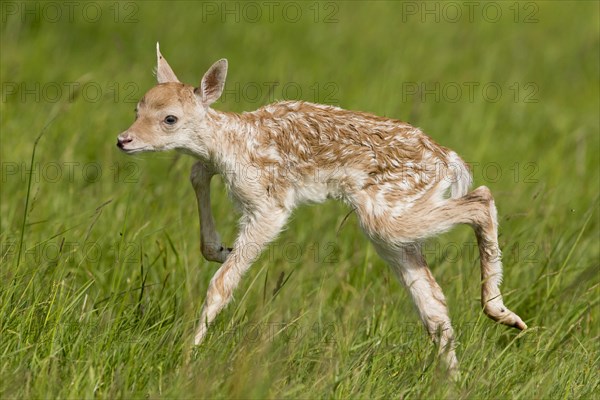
[117,44,527,374]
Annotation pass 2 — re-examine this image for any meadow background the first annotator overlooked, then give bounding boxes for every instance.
[1,1,598,398]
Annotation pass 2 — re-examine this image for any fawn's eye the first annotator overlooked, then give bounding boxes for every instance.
[164,115,178,125]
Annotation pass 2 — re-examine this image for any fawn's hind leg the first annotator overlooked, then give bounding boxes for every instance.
[381,186,526,330]
[468,187,527,329]
[439,186,526,329]
[373,242,459,373]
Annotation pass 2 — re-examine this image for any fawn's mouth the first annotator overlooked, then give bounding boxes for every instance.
[118,145,151,154]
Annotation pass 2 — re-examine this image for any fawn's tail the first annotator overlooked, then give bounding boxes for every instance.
[448,151,472,199]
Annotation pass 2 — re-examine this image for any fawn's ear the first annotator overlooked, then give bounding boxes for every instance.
[156,42,180,83]
[196,59,228,105]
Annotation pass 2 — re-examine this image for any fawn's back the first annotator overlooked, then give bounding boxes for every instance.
[209,99,469,214]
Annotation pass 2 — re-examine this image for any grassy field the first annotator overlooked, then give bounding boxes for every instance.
[1,1,598,398]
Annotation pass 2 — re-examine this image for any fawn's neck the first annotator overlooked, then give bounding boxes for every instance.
[197,107,256,174]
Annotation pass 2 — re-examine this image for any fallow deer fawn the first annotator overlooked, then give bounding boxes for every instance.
[117,44,527,374]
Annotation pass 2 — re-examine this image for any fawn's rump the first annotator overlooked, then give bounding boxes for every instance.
[346,151,472,243]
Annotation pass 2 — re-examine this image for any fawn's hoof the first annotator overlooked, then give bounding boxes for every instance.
[484,304,527,330]
[202,243,232,263]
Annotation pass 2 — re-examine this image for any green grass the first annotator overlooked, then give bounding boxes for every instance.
[1,1,598,398]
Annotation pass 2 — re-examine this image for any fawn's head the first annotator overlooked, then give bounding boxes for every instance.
[117,43,227,157]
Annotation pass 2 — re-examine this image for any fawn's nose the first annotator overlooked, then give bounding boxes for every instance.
[117,134,133,149]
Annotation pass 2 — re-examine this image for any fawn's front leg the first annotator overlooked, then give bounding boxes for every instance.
[190,161,231,263]
[194,207,290,345]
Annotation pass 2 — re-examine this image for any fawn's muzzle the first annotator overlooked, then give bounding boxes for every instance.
[117,135,133,149]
